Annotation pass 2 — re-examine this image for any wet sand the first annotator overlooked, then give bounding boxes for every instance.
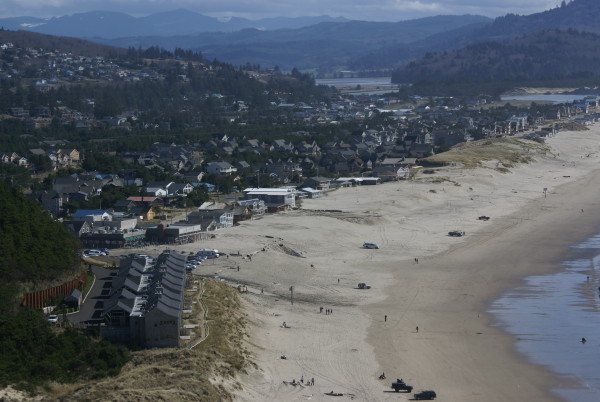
[166,125,600,401]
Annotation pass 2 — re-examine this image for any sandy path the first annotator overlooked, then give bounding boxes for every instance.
[163,126,600,401]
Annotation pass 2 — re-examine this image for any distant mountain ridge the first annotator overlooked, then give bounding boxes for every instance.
[0,9,349,38]
[390,0,600,86]
[6,1,599,75]
[94,14,491,71]
[392,29,600,84]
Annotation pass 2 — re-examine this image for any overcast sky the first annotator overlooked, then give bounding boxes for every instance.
[1,0,562,21]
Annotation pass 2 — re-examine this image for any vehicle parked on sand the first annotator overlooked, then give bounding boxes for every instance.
[391,379,413,393]
[357,283,371,289]
[478,216,490,221]
[448,230,465,237]
[363,242,380,249]
[414,390,437,400]
[197,249,220,258]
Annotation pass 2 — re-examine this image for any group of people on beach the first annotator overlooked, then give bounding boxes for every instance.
[319,306,333,315]
[289,376,315,386]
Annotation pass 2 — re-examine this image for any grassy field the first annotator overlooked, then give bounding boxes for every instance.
[421,137,551,169]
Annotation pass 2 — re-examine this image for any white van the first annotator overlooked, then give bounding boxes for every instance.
[363,242,380,249]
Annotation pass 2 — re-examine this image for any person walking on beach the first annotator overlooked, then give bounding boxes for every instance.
[416,326,419,333]
[311,377,315,386]
[385,315,387,322]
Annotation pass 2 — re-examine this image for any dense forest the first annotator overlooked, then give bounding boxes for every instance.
[0,181,129,390]
[0,181,80,288]
[392,29,600,95]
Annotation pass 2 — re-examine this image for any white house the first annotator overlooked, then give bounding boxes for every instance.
[145,181,173,197]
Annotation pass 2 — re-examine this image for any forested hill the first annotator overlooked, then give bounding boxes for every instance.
[0,182,80,292]
[473,0,600,41]
[391,29,600,87]
[0,29,127,58]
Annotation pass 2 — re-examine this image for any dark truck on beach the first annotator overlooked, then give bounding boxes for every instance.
[414,390,437,400]
[391,379,413,392]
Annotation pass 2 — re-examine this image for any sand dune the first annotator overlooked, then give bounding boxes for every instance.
[171,126,600,401]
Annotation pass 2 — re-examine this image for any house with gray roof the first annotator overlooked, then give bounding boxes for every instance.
[205,161,237,175]
[101,251,186,348]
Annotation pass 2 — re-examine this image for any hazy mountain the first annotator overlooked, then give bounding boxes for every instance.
[471,0,600,41]
[0,9,348,38]
[0,29,127,58]
[96,15,491,71]
[390,0,600,84]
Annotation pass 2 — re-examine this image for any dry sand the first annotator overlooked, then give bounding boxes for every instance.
[166,125,600,401]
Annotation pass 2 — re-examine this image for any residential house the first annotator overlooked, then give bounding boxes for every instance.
[243,187,296,212]
[233,199,266,222]
[187,208,234,230]
[57,148,80,163]
[168,183,194,196]
[182,171,204,184]
[372,165,410,181]
[205,161,237,175]
[118,169,144,186]
[101,251,186,348]
[63,220,92,237]
[113,199,138,213]
[302,176,332,191]
[28,190,63,217]
[145,181,173,197]
[234,161,251,173]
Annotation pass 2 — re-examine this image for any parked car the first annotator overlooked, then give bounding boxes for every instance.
[197,249,220,258]
[448,230,465,237]
[414,390,437,400]
[47,314,59,323]
[363,242,380,249]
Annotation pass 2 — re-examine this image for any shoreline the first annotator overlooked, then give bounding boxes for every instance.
[156,125,600,401]
[365,167,600,401]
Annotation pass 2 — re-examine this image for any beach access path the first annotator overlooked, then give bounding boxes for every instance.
[168,126,600,401]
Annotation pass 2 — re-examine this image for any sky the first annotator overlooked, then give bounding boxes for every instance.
[0,0,562,21]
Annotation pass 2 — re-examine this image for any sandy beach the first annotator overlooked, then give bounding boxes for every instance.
[168,125,600,401]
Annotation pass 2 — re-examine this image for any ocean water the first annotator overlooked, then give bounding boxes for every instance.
[490,233,600,401]
[500,94,584,104]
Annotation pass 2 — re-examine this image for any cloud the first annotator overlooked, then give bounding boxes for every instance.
[0,0,561,21]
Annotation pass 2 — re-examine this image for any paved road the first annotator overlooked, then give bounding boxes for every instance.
[68,265,116,325]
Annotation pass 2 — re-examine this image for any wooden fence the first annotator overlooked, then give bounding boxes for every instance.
[21,274,87,309]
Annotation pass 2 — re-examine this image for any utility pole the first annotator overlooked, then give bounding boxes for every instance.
[289,286,294,305]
